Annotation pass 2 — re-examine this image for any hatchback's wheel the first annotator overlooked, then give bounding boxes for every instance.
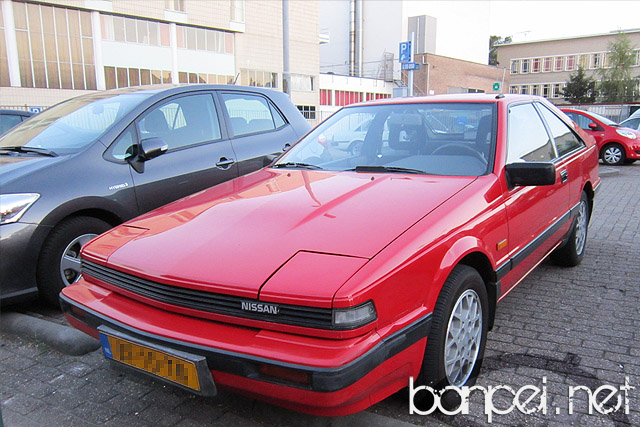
[416,265,488,409]
[601,143,625,166]
[551,191,590,267]
[348,140,364,156]
[37,216,111,306]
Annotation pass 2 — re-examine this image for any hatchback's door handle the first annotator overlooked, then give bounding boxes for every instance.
[216,157,235,168]
[560,169,569,183]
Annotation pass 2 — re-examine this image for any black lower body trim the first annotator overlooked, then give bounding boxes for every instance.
[60,294,431,393]
[496,208,574,281]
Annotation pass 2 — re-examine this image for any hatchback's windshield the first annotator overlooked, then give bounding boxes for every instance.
[275,103,496,176]
[0,93,149,154]
[584,111,617,126]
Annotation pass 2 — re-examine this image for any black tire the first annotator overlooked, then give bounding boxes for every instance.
[37,216,111,306]
[551,191,590,267]
[416,265,488,409]
[623,159,636,164]
[601,143,625,166]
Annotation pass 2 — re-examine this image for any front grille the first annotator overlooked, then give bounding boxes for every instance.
[81,260,335,329]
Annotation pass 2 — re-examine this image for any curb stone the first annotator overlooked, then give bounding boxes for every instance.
[0,312,100,356]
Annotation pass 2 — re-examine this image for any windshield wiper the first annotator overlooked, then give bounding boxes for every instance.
[0,146,58,157]
[349,165,427,174]
[273,162,323,170]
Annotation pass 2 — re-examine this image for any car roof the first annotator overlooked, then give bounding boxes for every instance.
[348,93,545,107]
[66,84,285,104]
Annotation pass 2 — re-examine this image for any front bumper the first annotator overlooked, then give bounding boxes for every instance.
[0,222,41,303]
[60,281,431,415]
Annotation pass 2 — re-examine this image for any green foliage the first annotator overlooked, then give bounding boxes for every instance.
[563,66,597,103]
[599,32,639,102]
[489,35,512,66]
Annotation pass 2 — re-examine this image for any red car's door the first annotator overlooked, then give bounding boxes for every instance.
[499,102,572,298]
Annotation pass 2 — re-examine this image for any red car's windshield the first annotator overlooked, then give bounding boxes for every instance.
[275,103,496,177]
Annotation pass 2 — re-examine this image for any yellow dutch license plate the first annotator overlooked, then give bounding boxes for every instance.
[98,327,216,395]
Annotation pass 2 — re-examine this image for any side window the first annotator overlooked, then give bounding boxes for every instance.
[0,114,23,134]
[137,94,221,151]
[507,103,556,163]
[221,93,279,137]
[565,112,590,130]
[623,118,640,130]
[109,126,137,161]
[537,105,584,157]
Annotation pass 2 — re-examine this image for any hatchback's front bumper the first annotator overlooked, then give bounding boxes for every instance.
[60,280,431,416]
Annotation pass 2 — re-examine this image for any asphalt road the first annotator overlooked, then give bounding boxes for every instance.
[1,163,639,426]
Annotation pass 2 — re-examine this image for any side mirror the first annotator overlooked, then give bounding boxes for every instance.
[505,162,556,189]
[263,153,279,167]
[139,137,168,161]
[129,137,168,173]
[588,122,599,130]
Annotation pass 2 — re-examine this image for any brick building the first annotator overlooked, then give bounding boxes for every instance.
[496,29,640,103]
[409,53,506,96]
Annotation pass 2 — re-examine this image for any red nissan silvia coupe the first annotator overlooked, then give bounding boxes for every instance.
[61,94,600,416]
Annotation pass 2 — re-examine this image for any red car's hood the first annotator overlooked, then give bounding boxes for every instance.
[90,169,476,298]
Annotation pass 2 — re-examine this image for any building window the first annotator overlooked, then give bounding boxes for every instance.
[240,69,277,88]
[634,50,640,66]
[591,53,601,69]
[104,66,171,89]
[297,105,316,120]
[531,85,539,96]
[509,85,518,94]
[521,59,530,74]
[578,54,588,69]
[543,57,552,73]
[230,0,245,22]
[320,89,332,105]
[290,74,315,92]
[165,0,185,12]
[335,90,362,106]
[12,2,95,90]
[553,84,562,98]
[542,84,550,98]
[532,58,541,73]
[102,15,171,48]
[566,55,576,71]
[510,60,519,74]
[176,25,233,54]
[520,85,529,95]
[0,5,10,87]
[554,57,564,72]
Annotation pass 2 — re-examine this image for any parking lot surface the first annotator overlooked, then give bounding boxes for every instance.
[1,164,639,426]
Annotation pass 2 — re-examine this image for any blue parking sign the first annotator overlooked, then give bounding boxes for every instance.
[399,41,412,63]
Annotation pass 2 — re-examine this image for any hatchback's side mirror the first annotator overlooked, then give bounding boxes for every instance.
[505,162,556,189]
[588,122,599,130]
[130,137,168,173]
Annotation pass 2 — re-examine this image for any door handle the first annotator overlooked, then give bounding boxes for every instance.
[560,169,569,183]
[216,157,235,169]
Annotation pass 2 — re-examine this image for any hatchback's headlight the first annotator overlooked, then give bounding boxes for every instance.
[0,193,40,224]
[616,129,637,139]
[333,301,377,329]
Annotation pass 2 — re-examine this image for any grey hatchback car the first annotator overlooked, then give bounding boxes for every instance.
[0,85,310,305]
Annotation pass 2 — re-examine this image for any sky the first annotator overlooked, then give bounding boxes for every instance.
[487,1,640,42]
[401,0,640,65]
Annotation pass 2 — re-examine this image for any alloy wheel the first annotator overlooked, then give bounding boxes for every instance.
[60,233,98,286]
[444,289,483,387]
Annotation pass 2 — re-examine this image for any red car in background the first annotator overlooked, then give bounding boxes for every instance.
[62,95,600,416]
[562,108,640,165]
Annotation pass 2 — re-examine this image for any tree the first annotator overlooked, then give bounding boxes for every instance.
[563,66,597,103]
[598,32,638,102]
[489,35,512,66]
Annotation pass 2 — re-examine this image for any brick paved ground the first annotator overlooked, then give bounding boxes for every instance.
[2,164,639,426]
